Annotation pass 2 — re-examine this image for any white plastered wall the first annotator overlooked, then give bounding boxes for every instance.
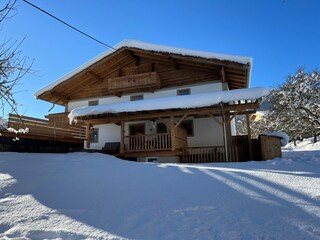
[85,123,120,150]
[187,117,224,147]
[67,81,223,111]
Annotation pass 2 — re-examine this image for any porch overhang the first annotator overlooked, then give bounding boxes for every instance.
[69,87,269,124]
[73,87,268,162]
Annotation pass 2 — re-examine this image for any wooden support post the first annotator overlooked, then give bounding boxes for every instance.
[170,115,176,151]
[53,122,56,139]
[86,123,92,149]
[220,66,226,82]
[158,117,168,126]
[246,114,253,160]
[226,111,240,125]
[120,121,125,153]
[51,91,70,102]
[220,103,229,162]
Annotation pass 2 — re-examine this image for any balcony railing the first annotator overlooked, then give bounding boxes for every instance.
[124,133,172,152]
[181,146,239,163]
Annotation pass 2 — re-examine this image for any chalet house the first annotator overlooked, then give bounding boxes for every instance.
[34,40,269,163]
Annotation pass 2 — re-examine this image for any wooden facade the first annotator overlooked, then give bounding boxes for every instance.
[36,47,250,106]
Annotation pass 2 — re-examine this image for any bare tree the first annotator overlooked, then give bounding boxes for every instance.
[0,0,33,118]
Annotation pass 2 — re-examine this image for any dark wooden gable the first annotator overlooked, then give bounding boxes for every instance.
[37,47,250,105]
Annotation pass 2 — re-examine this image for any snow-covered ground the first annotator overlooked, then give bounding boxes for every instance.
[283,136,320,151]
[0,140,319,239]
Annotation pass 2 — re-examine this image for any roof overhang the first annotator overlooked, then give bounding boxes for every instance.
[69,87,268,124]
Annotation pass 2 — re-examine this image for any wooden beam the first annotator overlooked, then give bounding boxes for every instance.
[103,59,135,78]
[207,113,222,126]
[226,111,240,125]
[82,102,260,125]
[158,117,168,126]
[220,66,226,82]
[246,114,253,160]
[169,57,180,70]
[174,114,188,129]
[86,123,92,149]
[170,115,176,151]
[51,91,70,102]
[220,103,229,162]
[131,48,248,70]
[139,54,221,73]
[120,121,125,153]
[86,71,103,82]
[125,50,140,66]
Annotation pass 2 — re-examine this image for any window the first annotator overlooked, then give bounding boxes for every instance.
[156,122,167,133]
[88,100,99,106]
[130,94,144,101]
[90,128,99,143]
[180,120,194,136]
[177,88,191,96]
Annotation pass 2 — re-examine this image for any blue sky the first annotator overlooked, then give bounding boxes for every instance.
[1,0,320,118]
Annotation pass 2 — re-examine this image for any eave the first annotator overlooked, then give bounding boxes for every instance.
[35,41,252,105]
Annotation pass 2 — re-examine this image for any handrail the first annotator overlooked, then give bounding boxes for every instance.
[8,114,86,140]
[181,145,239,163]
[124,133,171,152]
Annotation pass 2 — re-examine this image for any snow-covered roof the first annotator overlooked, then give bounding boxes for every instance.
[68,87,269,122]
[264,132,289,147]
[35,40,253,98]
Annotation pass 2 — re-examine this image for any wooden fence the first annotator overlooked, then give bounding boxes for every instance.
[232,135,282,161]
[7,114,86,142]
[181,145,239,163]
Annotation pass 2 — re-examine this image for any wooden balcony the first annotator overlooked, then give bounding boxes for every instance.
[122,126,187,153]
[108,72,161,96]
